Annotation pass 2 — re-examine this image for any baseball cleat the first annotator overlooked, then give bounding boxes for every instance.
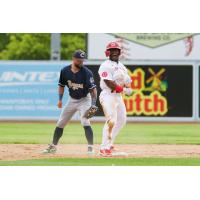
[43,144,57,154]
[99,149,112,157]
[87,145,95,155]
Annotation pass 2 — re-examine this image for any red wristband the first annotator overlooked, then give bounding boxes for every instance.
[115,85,123,93]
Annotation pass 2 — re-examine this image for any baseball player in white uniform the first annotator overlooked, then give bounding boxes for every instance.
[98,42,133,156]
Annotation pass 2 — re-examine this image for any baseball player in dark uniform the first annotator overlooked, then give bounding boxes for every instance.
[43,50,98,154]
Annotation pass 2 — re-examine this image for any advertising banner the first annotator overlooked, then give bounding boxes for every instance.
[0,62,194,120]
[0,62,69,119]
[87,33,200,60]
[87,64,193,117]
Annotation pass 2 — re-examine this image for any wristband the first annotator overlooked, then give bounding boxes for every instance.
[59,94,63,101]
[115,85,123,93]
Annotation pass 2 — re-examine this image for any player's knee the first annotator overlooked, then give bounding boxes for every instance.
[107,118,116,130]
[56,120,66,129]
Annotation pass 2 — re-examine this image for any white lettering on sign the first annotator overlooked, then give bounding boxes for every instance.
[0,71,60,86]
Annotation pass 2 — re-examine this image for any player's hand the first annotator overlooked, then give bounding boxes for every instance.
[123,87,134,96]
[57,100,62,108]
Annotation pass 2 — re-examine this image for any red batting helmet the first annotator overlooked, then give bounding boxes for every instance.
[105,42,121,57]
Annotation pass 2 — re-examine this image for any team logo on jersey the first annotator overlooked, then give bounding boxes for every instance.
[102,71,108,77]
[67,80,83,90]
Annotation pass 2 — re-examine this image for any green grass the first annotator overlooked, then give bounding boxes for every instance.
[0,122,200,144]
[1,122,200,166]
[1,157,200,166]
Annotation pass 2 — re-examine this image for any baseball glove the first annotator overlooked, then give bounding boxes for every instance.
[84,105,98,119]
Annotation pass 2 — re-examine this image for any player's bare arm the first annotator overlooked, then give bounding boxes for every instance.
[104,79,116,90]
[104,79,132,96]
[84,87,98,119]
[57,85,64,108]
[104,79,123,93]
[89,87,97,105]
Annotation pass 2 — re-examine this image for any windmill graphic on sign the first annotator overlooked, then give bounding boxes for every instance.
[144,68,168,92]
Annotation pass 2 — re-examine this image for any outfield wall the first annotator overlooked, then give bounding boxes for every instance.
[0,60,199,122]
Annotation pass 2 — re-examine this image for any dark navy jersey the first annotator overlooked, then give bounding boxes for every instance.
[58,65,96,99]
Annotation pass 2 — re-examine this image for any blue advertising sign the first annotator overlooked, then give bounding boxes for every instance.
[0,61,70,120]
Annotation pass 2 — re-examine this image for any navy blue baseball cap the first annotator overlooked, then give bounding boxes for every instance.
[73,50,86,59]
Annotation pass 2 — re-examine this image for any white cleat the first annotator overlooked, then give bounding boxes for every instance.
[43,144,57,154]
[87,145,95,156]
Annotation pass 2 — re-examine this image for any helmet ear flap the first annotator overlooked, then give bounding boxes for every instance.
[105,50,110,57]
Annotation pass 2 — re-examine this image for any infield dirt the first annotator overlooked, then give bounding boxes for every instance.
[1,144,200,161]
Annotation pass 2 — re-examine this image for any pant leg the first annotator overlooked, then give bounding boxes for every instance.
[56,98,78,128]
[111,96,127,145]
[78,95,91,126]
[100,92,118,149]
[77,96,94,145]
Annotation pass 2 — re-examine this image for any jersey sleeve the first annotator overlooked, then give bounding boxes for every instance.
[58,69,65,87]
[98,65,113,80]
[86,70,96,90]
